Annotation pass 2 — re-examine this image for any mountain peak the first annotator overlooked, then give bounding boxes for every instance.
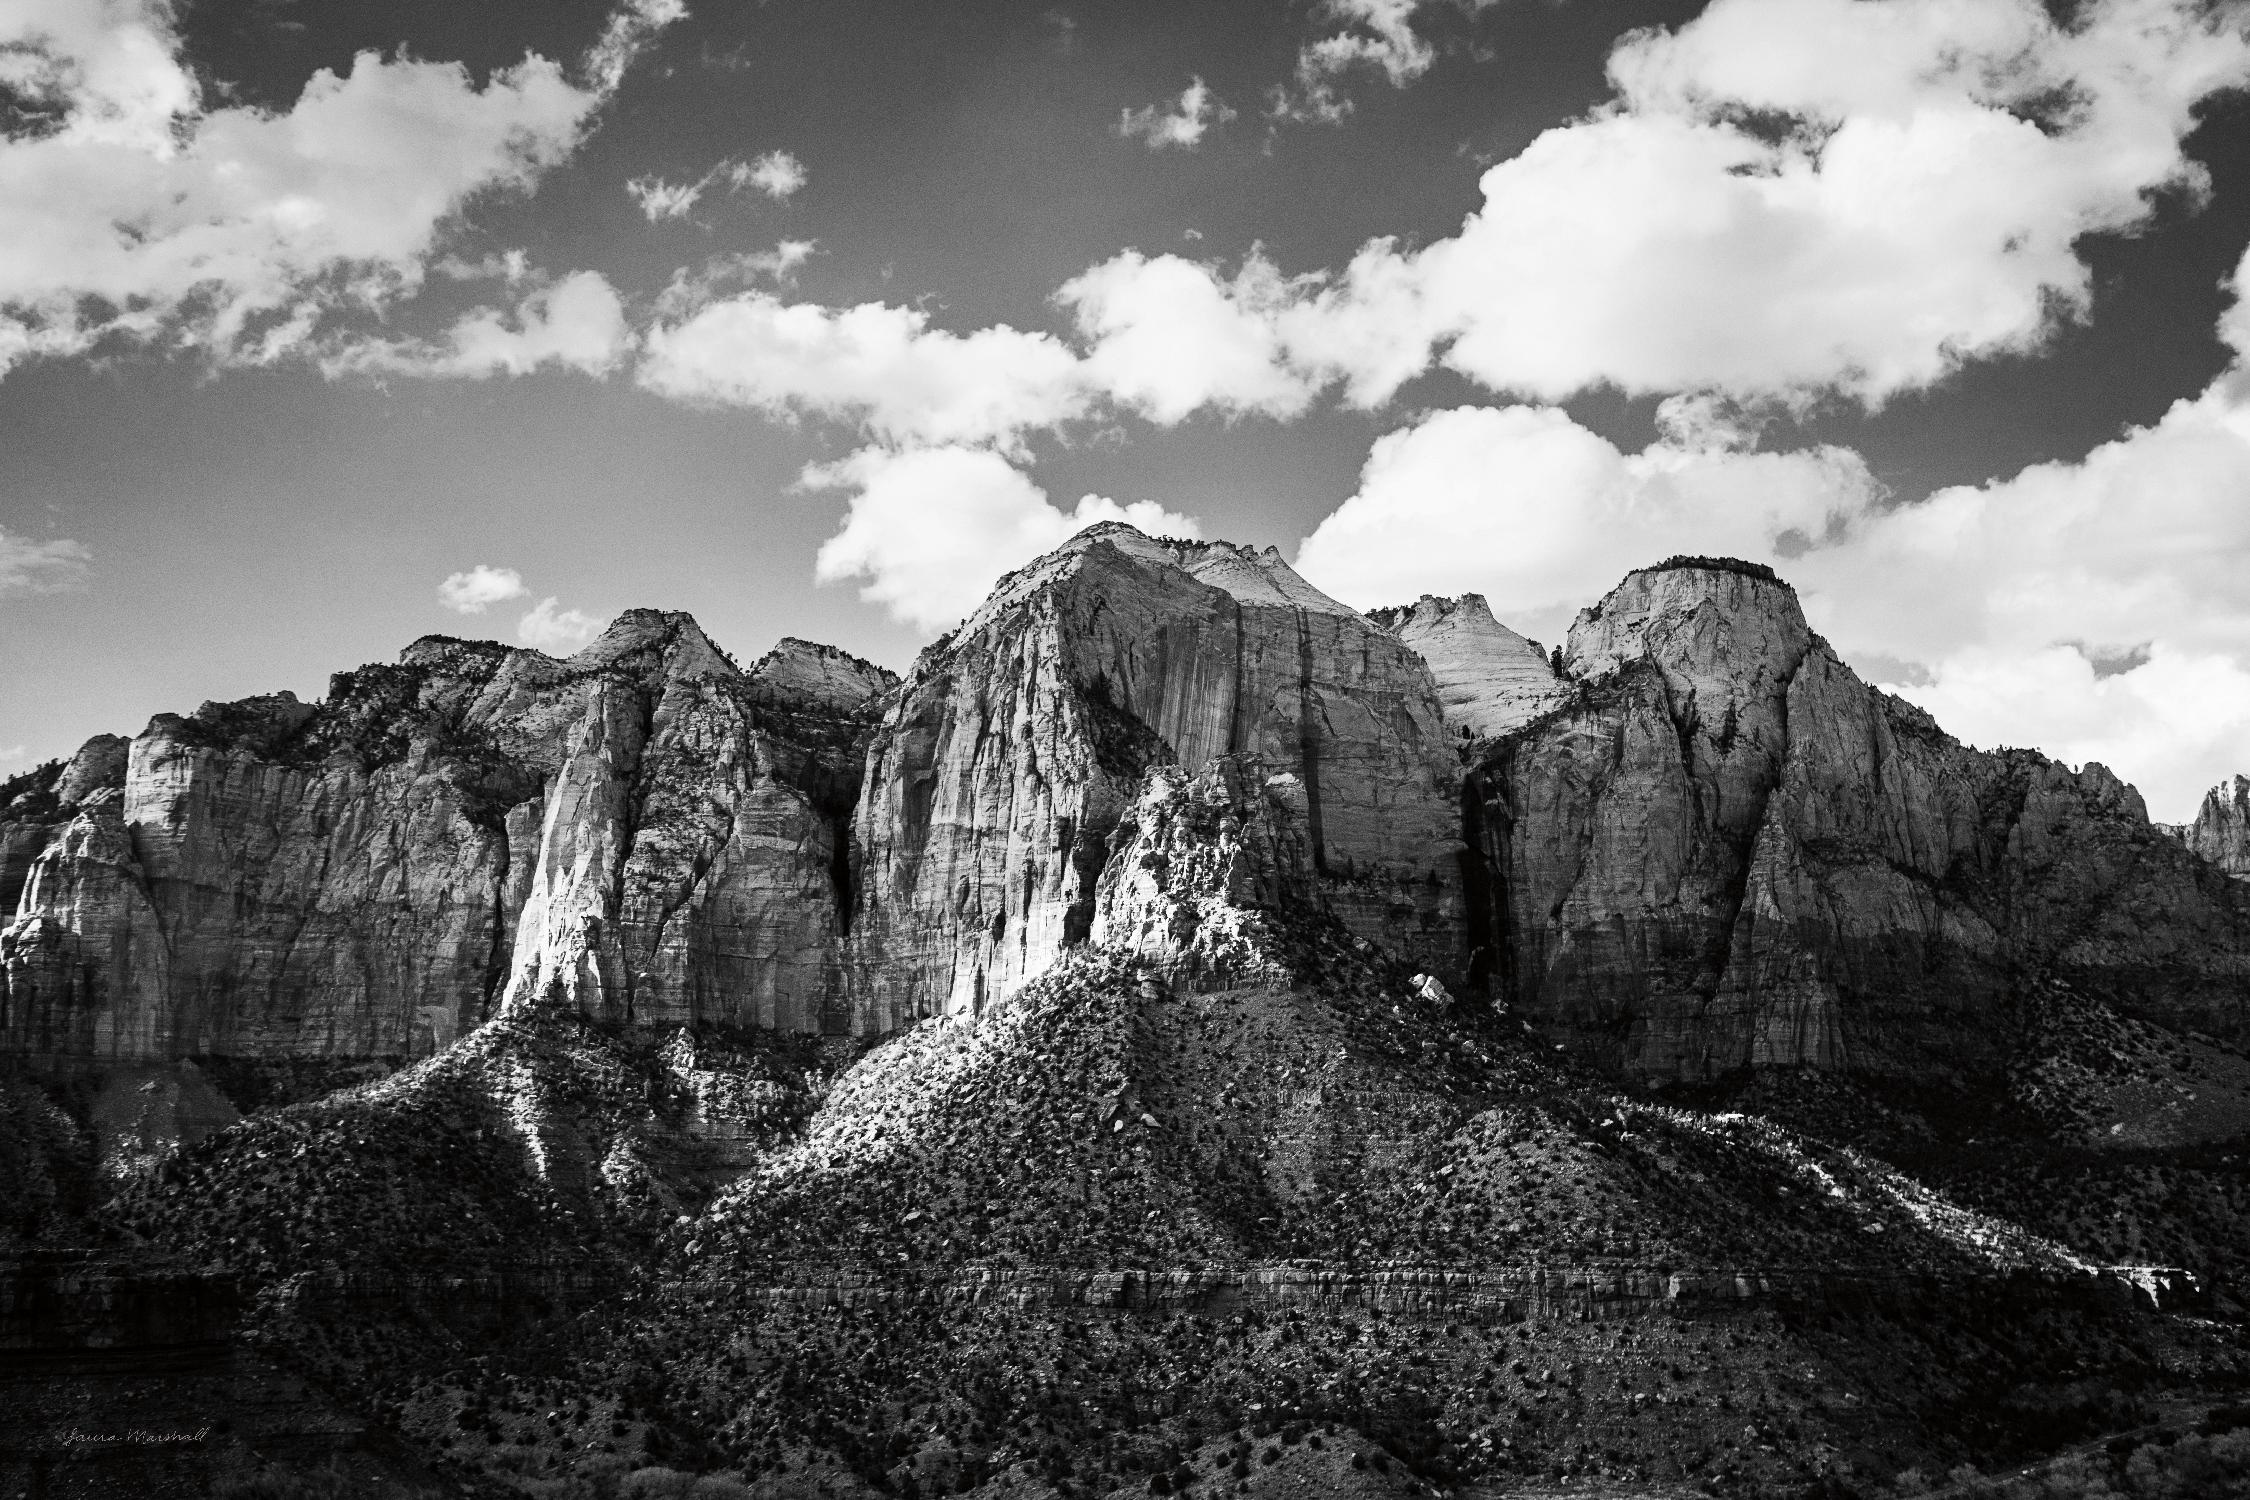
[1372,593,1561,738]
[1567,554,1811,686]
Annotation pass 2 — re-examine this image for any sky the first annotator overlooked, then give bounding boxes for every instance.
[4,0,2250,821]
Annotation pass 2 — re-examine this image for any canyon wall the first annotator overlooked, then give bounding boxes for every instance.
[0,618,892,1066]
[5,531,2246,1085]
[1469,560,2250,1082]
[846,523,1467,1024]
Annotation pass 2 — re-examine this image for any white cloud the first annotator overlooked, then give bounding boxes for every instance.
[517,596,603,652]
[1294,404,1878,636]
[328,271,631,379]
[1785,247,2250,821]
[1057,251,1320,424]
[0,0,676,378]
[806,446,1202,632]
[438,565,530,614]
[0,527,92,597]
[1278,0,1436,123]
[1294,245,2250,823]
[627,174,706,222]
[0,746,26,768]
[652,242,818,321]
[1118,78,1236,149]
[739,149,807,200]
[638,293,1088,448]
[1188,0,2250,409]
[627,147,804,221]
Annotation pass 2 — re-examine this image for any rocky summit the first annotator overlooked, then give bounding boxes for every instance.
[8,528,2250,1500]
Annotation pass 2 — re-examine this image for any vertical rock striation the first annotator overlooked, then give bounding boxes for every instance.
[1368,594,1562,739]
[1473,559,2250,1082]
[2173,775,2250,880]
[846,524,1467,1027]
[0,618,893,1066]
[6,531,2246,1088]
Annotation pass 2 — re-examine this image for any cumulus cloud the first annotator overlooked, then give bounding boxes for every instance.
[437,565,530,614]
[0,527,92,597]
[638,294,1088,448]
[1126,0,2250,411]
[1294,243,2250,822]
[740,149,807,200]
[1294,404,1879,635]
[0,0,676,379]
[1786,246,2250,820]
[807,446,1201,631]
[328,271,631,379]
[1057,251,1320,424]
[1118,78,1236,149]
[517,596,604,652]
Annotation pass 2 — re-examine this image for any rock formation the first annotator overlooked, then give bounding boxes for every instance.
[6,530,2248,1090]
[2173,774,2250,880]
[0,616,893,1066]
[1469,558,2250,1082]
[1367,593,1561,738]
[846,524,1467,1024]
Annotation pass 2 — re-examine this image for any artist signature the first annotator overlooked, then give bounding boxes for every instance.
[57,1428,211,1446]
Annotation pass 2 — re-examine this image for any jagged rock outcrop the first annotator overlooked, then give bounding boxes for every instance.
[846,524,1467,1025]
[1473,559,2250,1082]
[8,532,2248,1088]
[0,618,894,1065]
[2174,775,2250,880]
[1369,593,1561,738]
[0,735,127,923]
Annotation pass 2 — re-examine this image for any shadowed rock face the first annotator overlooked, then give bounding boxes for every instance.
[1472,561,2250,1083]
[846,524,1468,1027]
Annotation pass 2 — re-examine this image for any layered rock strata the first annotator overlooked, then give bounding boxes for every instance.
[1368,593,1561,738]
[0,619,893,1065]
[846,524,1467,1022]
[1471,559,2250,1081]
[7,531,2248,1088]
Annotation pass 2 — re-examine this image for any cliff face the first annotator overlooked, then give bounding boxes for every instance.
[1472,561,2250,1082]
[7,532,2247,1087]
[2174,775,2250,880]
[1367,593,1561,739]
[846,523,1467,1026]
[0,618,893,1066]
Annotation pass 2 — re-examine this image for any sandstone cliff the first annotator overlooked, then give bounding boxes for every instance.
[2173,775,2250,880]
[7,532,2247,1089]
[1470,559,2250,1082]
[0,619,893,1066]
[1367,593,1561,738]
[845,523,1467,1025]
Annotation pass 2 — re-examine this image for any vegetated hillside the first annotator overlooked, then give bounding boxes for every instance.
[102,777,2250,1500]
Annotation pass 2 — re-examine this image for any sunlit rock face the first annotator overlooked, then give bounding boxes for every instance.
[2174,775,2250,881]
[1472,560,2250,1083]
[6,532,2247,1083]
[0,617,893,1065]
[1369,593,1562,740]
[846,523,1469,1028]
